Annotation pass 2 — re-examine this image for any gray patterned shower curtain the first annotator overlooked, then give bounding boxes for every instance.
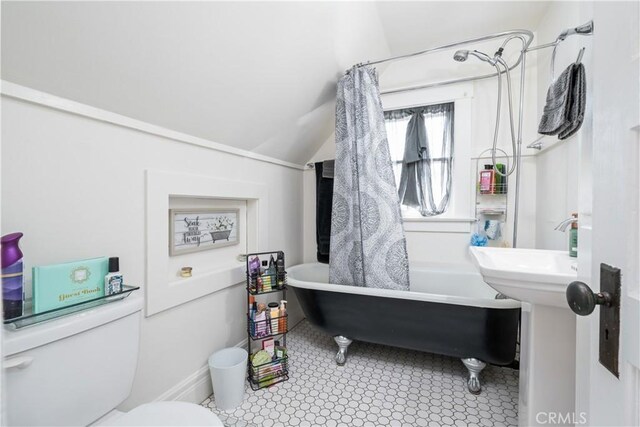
[329,66,410,291]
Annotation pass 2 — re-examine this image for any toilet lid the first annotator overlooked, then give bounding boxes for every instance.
[107,402,223,426]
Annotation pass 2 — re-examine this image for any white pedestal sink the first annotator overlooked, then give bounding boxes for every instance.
[470,247,578,427]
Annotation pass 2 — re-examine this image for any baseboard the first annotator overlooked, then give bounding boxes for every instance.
[154,337,249,404]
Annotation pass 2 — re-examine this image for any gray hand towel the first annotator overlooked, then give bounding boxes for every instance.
[322,159,335,178]
[558,63,586,140]
[538,63,576,136]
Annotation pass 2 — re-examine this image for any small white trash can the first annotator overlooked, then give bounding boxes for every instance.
[208,347,248,411]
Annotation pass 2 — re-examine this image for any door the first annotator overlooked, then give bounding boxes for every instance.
[574,2,640,426]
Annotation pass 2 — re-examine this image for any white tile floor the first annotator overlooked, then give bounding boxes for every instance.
[201,320,519,427]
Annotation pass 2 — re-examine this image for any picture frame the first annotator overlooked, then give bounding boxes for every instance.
[169,208,240,256]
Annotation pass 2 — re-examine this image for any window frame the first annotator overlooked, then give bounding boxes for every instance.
[384,102,455,218]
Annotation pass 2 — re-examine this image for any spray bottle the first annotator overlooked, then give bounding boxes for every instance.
[1,233,25,320]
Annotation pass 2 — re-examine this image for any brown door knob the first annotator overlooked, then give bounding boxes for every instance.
[566,281,612,316]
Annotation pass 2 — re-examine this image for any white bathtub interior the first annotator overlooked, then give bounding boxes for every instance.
[287,263,520,309]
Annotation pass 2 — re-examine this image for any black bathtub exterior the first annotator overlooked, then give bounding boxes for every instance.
[291,286,520,365]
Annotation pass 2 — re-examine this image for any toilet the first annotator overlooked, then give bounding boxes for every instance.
[3,296,223,426]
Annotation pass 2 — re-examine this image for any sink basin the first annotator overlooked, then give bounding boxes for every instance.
[469,247,577,308]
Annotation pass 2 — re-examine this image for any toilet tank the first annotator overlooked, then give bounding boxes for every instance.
[3,296,143,426]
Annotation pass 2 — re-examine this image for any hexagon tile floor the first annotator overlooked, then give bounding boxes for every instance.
[201,319,519,427]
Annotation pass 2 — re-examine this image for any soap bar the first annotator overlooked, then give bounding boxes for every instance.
[32,257,108,313]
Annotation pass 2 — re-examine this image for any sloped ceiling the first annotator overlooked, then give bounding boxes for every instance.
[1,1,549,165]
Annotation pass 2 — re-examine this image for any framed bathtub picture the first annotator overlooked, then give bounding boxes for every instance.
[169,208,240,256]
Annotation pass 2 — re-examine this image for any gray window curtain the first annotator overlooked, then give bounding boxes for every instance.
[329,67,410,291]
[385,103,455,217]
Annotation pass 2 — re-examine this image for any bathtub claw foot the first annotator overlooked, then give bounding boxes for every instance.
[334,336,353,366]
[461,358,486,395]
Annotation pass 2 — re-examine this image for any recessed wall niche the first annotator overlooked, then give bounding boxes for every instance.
[168,197,247,281]
[146,170,268,316]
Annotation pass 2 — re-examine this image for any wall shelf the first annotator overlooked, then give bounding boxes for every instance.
[3,285,140,330]
[474,148,510,246]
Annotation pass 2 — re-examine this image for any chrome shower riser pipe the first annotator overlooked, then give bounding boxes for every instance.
[512,37,527,248]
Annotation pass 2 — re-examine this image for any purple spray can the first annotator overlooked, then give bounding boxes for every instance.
[1,232,25,320]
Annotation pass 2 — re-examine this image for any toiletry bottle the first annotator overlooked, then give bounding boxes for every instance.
[251,302,258,336]
[249,302,254,336]
[264,306,272,335]
[279,300,287,332]
[260,260,272,291]
[276,252,285,288]
[570,213,578,257]
[255,304,267,336]
[493,164,501,194]
[480,165,495,194]
[249,256,260,292]
[274,340,285,359]
[248,295,255,335]
[268,302,279,334]
[249,295,255,315]
[1,232,25,320]
[268,255,277,289]
[495,163,506,193]
[104,257,123,295]
[262,274,271,292]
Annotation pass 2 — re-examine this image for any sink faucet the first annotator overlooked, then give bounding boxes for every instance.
[555,217,578,232]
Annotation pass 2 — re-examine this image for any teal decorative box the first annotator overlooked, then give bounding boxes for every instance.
[32,257,108,313]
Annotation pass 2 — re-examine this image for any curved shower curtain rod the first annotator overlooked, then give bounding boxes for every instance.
[345,20,593,248]
[350,21,594,95]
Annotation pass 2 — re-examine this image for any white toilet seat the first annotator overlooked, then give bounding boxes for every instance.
[105,401,223,426]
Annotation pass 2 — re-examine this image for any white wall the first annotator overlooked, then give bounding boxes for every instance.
[303,46,540,266]
[534,2,586,251]
[0,92,305,409]
[0,2,393,165]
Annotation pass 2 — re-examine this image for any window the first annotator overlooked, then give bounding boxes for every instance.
[384,102,455,217]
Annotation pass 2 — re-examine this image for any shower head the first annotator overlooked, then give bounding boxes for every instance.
[453,50,469,62]
[558,20,594,41]
[453,49,495,64]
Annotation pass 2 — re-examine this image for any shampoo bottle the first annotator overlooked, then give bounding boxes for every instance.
[1,232,25,320]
